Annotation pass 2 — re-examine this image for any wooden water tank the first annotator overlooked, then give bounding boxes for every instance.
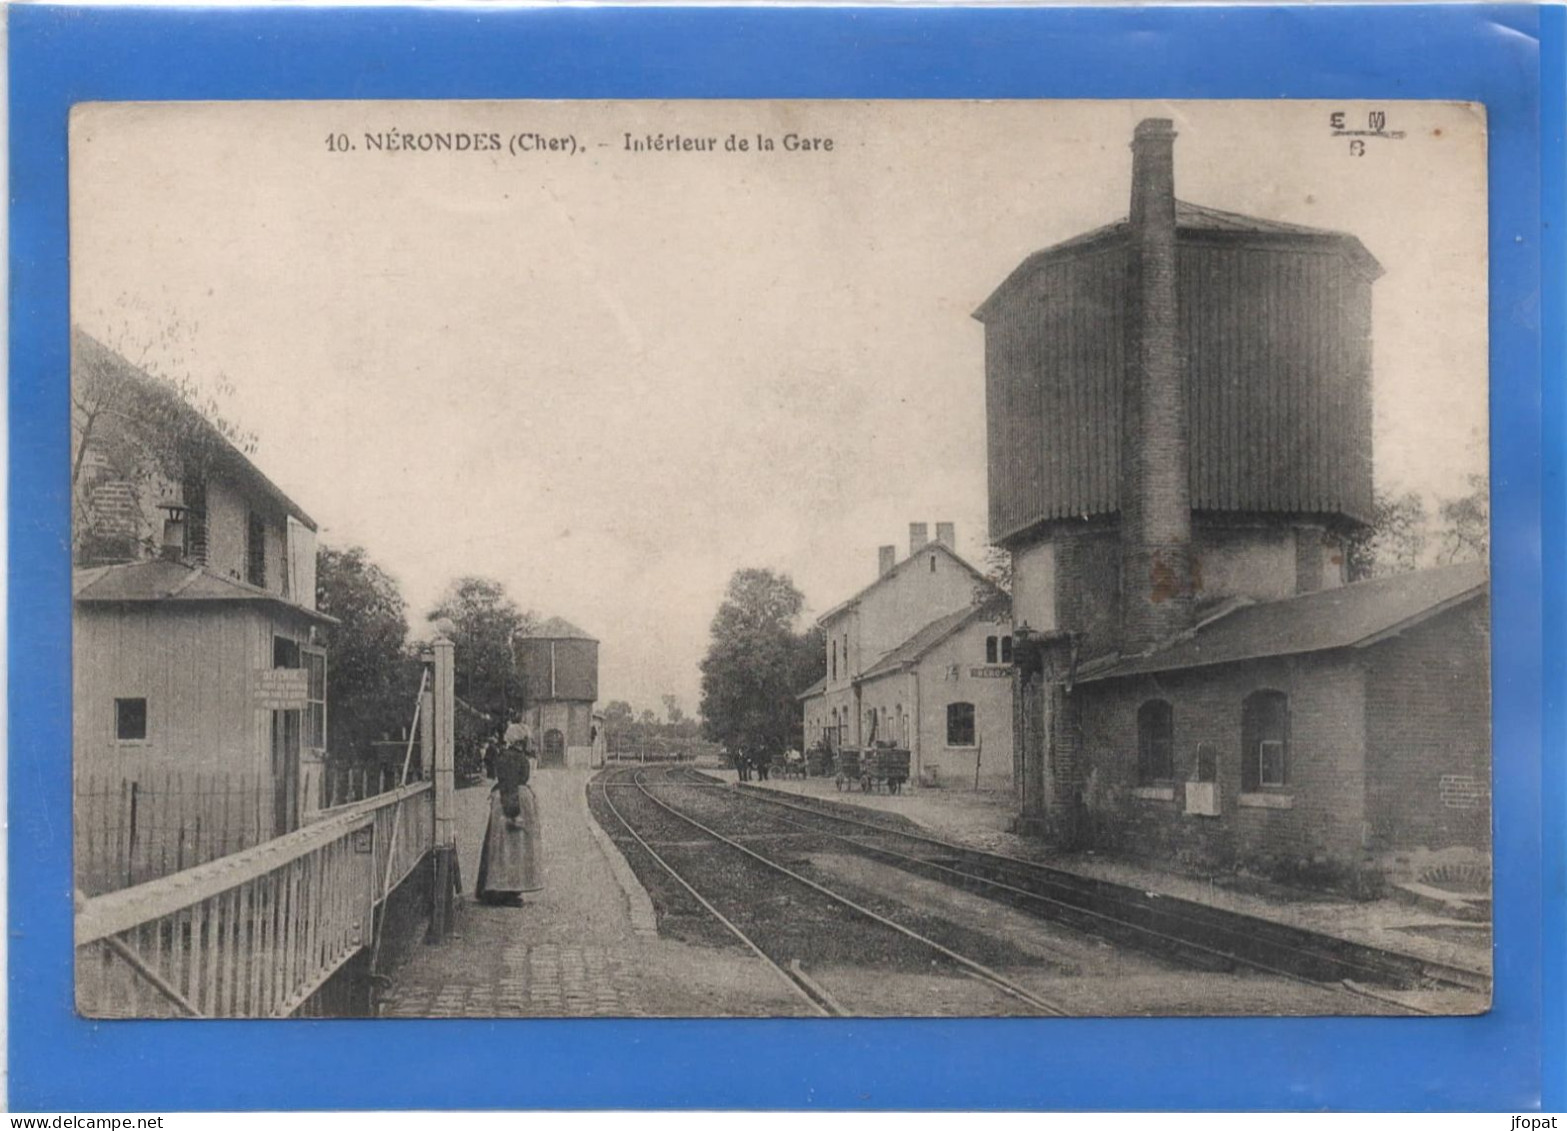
[515,617,599,705]
[976,201,1382,548]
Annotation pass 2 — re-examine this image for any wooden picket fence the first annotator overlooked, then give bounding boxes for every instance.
[75,781,434,1018]
[74,770,277,897]
[318,762,418,810]
[75,764,427,897]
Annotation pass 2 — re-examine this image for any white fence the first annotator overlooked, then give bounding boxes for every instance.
[75,782,433,1018]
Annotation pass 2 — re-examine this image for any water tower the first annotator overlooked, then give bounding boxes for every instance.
[514,617,599,768]
[976,117,1381,659]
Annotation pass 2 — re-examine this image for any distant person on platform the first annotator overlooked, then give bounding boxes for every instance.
[477,722,544,906]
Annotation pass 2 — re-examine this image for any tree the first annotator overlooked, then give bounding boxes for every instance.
[787,625,828,751]
[982,544,1013,595]
[661,694,685,725]
[315,545,419,760]
[427,577,532,722]
[1436,473,1489,565]
[699,568,826,762]
[1345,490,1429,581]
[71,325,258,564]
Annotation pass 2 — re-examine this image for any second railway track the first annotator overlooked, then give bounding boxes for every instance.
[594,765,1072,1017]
[592,765,1468,1016]
[688,771,1487,1002]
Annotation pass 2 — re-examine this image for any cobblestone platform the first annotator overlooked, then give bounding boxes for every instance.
[379,766,806,1018]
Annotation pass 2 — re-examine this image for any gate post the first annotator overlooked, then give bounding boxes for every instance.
[429,633,458,940]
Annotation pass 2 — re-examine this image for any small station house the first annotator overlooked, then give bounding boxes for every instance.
[73,333,335,888]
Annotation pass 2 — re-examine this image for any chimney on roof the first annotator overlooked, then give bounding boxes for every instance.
[1120,117,1194,652]
[909,522,929,555]
[935,522,955,548]
[878,545,896,577]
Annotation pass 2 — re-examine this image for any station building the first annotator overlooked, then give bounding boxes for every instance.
[976,119,1490,882]
[799,524,1016,790]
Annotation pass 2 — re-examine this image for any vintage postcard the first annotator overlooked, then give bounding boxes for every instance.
[69,99,1490,1020]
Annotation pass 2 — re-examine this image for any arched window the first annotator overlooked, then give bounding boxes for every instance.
[542,728,566,766]
[1001,635,1014,664]
[985,635,999,664]
[946,702,976,747]
[1137,700,1174,783]
[1241,690,1289,790]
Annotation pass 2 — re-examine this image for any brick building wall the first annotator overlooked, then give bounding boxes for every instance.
[1363,597,1491,852]
[1074,653,1368,874]
[1052,524,1122,659]
[81,479,146,559]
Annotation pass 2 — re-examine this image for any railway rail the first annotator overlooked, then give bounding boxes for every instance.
[671,768,1489,1012]
[594,765,1073,1017]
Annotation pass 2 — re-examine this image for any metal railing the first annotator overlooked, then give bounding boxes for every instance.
[75,781,433,1019]
[74,770,276,896]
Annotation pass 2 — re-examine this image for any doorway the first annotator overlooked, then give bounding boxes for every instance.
[272,709,301,835]
[542,728,566,767]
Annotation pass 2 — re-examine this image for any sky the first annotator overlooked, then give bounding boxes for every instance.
[70,100,1489,713]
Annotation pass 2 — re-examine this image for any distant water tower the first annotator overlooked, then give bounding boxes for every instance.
[515,617,600,768]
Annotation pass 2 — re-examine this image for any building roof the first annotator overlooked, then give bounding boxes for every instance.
[817,540,1000,626]
[974,199,1382,322]
[73,329,318,531]
[1077,560,1488,683]
[857,602,1007,684]
[795,675,829,702]
[73,559,338,625]
[523,616,598,642]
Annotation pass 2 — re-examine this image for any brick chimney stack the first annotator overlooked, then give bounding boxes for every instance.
[935,522,956,548]
[878,545,897,576]
[909,522,930,555]
[1120,118,1193,652]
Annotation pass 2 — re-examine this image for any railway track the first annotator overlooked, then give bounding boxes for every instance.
[593,765,1073,1017]
[667,768,1488,1011]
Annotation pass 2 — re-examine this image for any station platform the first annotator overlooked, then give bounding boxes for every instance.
[719,768,1492,982]
[378,765,805,1018]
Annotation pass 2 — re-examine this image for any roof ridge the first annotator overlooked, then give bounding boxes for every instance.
[1079,561,1488,684]
[166,563,209,598]
[1124,594,1256,660]
[72,328,318,531]
[817,539,998,625]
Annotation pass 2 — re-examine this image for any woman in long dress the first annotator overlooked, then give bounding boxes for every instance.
[476,728,543,905]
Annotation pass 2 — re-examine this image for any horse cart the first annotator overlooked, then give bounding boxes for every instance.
[860,747,911,794]
[834,748,862,791]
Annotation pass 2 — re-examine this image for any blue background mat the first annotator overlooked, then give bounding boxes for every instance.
[10,3,1562,1111]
